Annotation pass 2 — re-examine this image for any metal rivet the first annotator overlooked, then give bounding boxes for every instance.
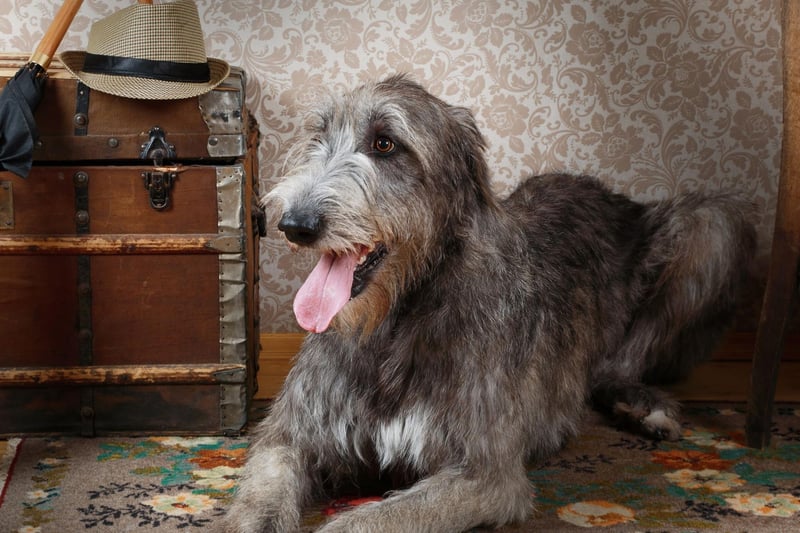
[74,113,88,126]
[75,210,89,225]
[73,171,89,187]
[209,137,219,146]
[107,137,119,148]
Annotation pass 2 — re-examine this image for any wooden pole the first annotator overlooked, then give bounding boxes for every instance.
[29,0,84,69]
[745,0,800,448]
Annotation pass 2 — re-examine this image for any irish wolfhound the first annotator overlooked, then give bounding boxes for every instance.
[225,75,756,532]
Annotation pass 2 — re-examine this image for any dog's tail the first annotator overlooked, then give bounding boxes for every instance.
[637,191,757,383]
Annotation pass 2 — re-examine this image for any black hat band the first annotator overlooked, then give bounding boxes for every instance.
[82,53,211,83]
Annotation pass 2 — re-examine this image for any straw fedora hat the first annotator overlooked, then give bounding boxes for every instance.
[59,0,230,100]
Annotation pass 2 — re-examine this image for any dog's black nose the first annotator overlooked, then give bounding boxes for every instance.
[278,211,323,245]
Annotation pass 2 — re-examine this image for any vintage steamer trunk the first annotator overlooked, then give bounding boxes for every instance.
[0,55,262,436]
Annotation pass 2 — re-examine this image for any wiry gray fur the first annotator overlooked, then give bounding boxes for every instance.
[224,75,756,532]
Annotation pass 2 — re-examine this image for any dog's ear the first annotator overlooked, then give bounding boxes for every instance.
[446,106,487,153]
[446,105,495,207]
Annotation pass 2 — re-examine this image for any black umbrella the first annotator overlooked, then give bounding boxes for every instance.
[0,0,84,178]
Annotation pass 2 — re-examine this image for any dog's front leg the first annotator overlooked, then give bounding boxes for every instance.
[318,466,532,533]
[222,443,310,533]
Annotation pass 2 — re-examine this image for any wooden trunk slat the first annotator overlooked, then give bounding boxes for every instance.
[1,56,246,162]
[86,166,218,233]
[0,256,79,366]
[92,386,222,435]
[0,233,241,254]
[91,255,221,365]
[0,389,83,434]
[0,364,246,387]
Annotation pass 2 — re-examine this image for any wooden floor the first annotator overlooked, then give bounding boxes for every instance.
[256,331,800,403]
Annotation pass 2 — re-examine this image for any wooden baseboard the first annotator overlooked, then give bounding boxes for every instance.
[256,333,305,399]
[663,361,800,402]
[256,331,800,401]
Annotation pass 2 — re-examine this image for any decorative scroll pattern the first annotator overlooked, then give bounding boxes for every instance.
[0,0,782,331]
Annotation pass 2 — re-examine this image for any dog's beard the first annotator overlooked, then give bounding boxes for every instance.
[293,244,388,333]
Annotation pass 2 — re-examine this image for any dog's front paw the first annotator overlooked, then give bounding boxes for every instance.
[221,485,305,533]
[224,443,307,532]
[316,501,386,533]
[221,483,302,533]
[317,515,369,533]
[220,506,297,533]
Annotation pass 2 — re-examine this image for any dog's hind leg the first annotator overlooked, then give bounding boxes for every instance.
[590,302,735,440]
[591,193,755,440]
[317,466,532,533]
[590,376,683,440]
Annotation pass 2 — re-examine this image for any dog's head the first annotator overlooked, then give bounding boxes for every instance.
[266,74,496,335]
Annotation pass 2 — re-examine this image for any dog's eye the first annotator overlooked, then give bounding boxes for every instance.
[373,136,395,154]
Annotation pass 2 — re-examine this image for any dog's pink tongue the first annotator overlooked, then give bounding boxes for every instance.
[294,251,359,333]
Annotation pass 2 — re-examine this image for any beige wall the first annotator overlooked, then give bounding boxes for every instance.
[0,0,782,332]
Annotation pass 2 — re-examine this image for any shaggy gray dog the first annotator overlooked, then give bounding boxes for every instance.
[225,75,756,532]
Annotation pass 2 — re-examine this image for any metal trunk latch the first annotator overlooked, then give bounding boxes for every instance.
[142,170,178,210]
[140,126,178,210]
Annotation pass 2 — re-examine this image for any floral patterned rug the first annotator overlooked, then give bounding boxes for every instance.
[1,404,799,532]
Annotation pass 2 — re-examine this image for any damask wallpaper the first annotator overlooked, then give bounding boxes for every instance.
[0,0,783,332]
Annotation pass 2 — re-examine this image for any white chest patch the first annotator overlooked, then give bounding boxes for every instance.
[373,409,431,470]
